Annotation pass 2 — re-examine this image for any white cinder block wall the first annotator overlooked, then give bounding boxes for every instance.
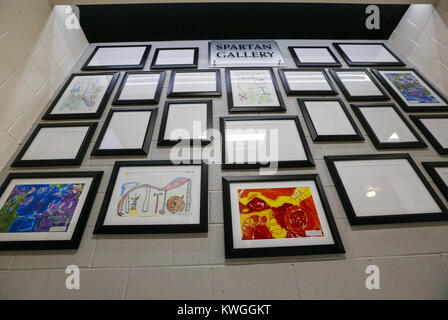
[0,0,88,172]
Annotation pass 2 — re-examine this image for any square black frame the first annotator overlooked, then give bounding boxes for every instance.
[0,171,102,250]
[112,71,165,105]
[333,42,405,67]
[167,69,222,97]
[329,68,389,101]
[81,45,151,70]
[325,153,448,225]
[150,47,199,69]
[351,103,427,149]
[220,115,315,169]
[298,98,364,142]
[371,68,448,112]
[410,115,448,155]
[278,68,338,96]
[42,72,120,120]
[222,174,345,259]
[225,67,286,112]
[94,160,208,234]
[157,100,213,146]
[91,107,158,156]
[422,162,448,202]
[288,46,342,67]
[12,122,97,167]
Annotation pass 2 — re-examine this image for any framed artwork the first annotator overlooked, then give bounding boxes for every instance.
[220,116,314,169]
[333,42,405,66]
[0,171,102,250]
[288,46,341,67]
[351,103,426,149]
[91,107,157,156]
[410,115,448,155]
[157,100,213,146]
[298,98,364,142]
[278,69,338,96]
[112,71,165,105]
[42,72,119,120]
[150,47,199,69]
[325,153,448,225]
[12,122,97,167]
[226,68,286,112]
[222,174,345,258]
[94,161,208,234]
[81,45,151,70]
[371,68,448,112]
[422,162,448,202]
[329,69,389,101]
[167,69,222,97]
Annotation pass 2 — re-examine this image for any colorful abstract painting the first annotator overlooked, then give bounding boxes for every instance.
[385,72,440,104]
[0,183,85,233]
[238,187,323,240]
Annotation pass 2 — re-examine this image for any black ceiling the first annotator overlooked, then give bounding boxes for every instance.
[79,3,409,43]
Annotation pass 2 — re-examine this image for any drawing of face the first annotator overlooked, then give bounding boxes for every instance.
[166,196,185,213]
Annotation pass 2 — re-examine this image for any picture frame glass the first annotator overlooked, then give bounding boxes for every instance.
[420,118,448,148]
[435,167,448,186]
[294,48,336,63]
[335,71,383,97]
[164,103,208,140]
[155,49,195,65]
[172,72,217,93]
[118,73,161,101]
[338,44,399,63]
[283,70,332,92]
[87,46,147,67]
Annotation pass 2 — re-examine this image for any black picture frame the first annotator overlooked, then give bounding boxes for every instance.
[81,45,151,70]
[422,162,448,202]
[94,160,208,234]
[157,100,213,146]
[167,69,222,97]
[371,68,448,112]
[278,68,338,96]
[298,98,364,142]
[150,47,199,69]
[225,67,286,112]
[0,171,102,251]
[91,107,158,156]
[410,115,448,155]
[222,174,345,259]
[351,103,427,149]
[333,42,405,67]
[12,122,97,167]
[325,153,448,225]
[112,71,165,105]
[220,115,315,169]
[42,72,120,120]
[288,46,342,67]
[329,68,389,101]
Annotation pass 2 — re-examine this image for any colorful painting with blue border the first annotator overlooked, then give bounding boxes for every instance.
[386,72,440,104]
[0,183,85,233]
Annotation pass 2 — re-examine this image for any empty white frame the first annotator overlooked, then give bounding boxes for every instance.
[92,108,157,156]
[220,116,314,169]
[151,47,199,69]
[278,69,337,95]
[298,98,363,142]
[167,70,222,97]
[325,154,448,225]
[288,46,341,67]
[411,115,448,155]
[423,162,448,202]
[333,43,404,66]
[82,45,151,70]
[113,71,165,105]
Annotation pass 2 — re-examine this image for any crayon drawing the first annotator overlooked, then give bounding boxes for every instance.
[232,70,278,106]
[385,72,440,104]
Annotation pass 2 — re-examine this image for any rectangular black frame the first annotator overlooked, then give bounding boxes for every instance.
[222,174,345,259]
[220,115,315,169]
[325,153,448,225]
[91,107,158,156]
[150,47,199,69]
[0,171,102,251]
[410,115,448,155]
[371,68,448,112]
[329,68,389,101]
[298,98,364,142]
[423,162,448,202]
[42,72,120,120]
[167,69,222,97]
[351,103,427,149]
[278,68,338,96]
[333,42,405,67]
[288,46,342,67]
[112,71,165,105]
[157,100,213,146]
[81,45,151,70]
[12,122,97,167]
[225,67,286,112]
[94,160,208,234]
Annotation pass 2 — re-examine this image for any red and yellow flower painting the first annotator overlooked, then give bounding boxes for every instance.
[238,187,324,240]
